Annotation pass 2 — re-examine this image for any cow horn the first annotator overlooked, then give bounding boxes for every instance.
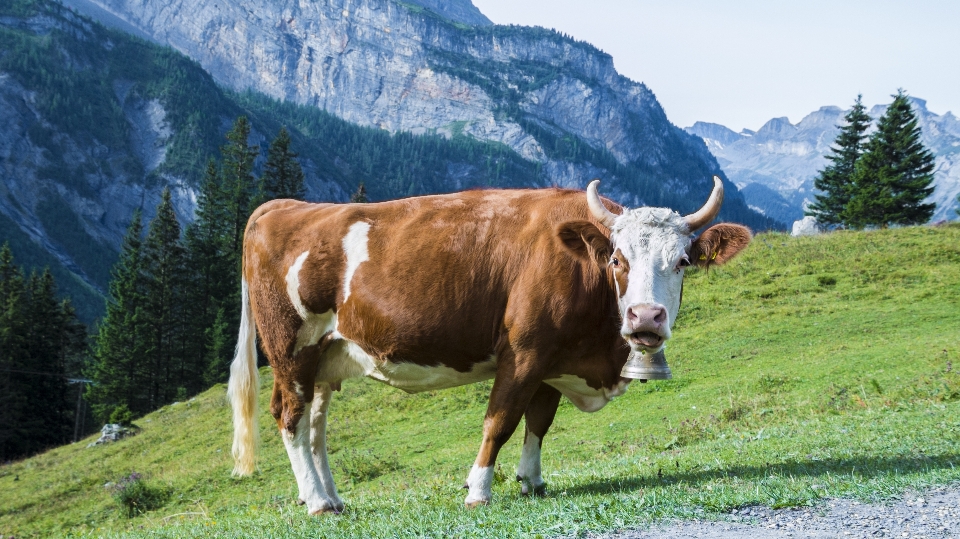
[586,180,618,229]
[683,176,724,232]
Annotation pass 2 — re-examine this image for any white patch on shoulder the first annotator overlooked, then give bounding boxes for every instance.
[285,251,311,320]
[544,375,631,413]
[342,221,371,302]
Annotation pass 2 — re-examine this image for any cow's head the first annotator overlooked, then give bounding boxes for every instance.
[558,176,751,354]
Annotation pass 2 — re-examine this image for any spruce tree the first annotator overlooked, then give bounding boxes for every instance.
[183,158,244,388]
[87,211,150,423]
[843,90,936,228]
[0,244,29,458]
[222,116,260,256]
[22,270,73,449]
[0,246,86,458]
[141,188,187,409]
[350,182,369,203]
[261,127,306,201]
[806,95,871,226]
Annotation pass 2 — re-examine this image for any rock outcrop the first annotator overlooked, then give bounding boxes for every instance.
[66,0,765,218]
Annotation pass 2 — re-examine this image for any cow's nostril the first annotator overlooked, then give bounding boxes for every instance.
[626,307,638,321]
[653,308,666,324]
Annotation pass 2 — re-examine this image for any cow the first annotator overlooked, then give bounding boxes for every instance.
[227,177,751,513]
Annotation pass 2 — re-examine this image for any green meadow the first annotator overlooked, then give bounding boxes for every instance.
[2,224,959,538]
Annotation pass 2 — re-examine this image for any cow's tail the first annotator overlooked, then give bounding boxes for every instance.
[228,278,259,476]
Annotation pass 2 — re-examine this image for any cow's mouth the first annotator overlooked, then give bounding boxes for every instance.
[629,331,663,349]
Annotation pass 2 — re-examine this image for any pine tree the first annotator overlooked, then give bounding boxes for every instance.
[806,95,872,226]
[202,307,231,386]
[221,116,260,256]
[87,211,150,423]
[261,127,306,201]
[0,246,87,458]
[350,182,369,203]
[141,188,187,409]
[182,159,237,389]
[843,90,936,228]
[22,270,73,449]
[0,244,29,458]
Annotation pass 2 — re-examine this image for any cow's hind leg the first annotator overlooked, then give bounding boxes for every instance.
[464,349,545,507]
[308,382,343,511]
[271,347,342,515]
[516,383,562,496]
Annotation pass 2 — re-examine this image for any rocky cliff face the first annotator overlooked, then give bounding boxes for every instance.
[687,99,960,224]
[1,0,777,321]
[70,0,763,216]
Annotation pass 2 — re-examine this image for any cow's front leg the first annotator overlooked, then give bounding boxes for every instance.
[464,352,544,508]
[517,383,562,496]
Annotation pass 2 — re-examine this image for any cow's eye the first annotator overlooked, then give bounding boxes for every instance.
[677,256,691,268]
[610,257,620,268]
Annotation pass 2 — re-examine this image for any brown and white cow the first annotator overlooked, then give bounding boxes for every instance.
[228,177,751,512]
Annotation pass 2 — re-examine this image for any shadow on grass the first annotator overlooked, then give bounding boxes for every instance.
[564,452,960,497]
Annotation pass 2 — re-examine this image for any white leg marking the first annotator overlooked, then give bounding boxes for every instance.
[281,402,340,514]
[517,431,544,495]
[342,221,371,302]
[310,384,343,508]
[464,465,493,506]
[285,251,311,320]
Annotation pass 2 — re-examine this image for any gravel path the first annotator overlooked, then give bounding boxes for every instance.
[601,486,960,539]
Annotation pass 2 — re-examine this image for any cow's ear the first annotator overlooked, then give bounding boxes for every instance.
[556,220,611,269]
[689,223,752,268]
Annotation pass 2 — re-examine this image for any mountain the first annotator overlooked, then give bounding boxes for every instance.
[686,99,960,224]
[0,0,776,321]
[57,0,775,219]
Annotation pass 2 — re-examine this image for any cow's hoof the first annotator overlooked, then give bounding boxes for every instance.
[517,476,547,496]
[521,483,547,497]
[464,499,490,509]
[309,503,344,516]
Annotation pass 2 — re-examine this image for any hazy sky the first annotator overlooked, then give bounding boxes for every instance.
[471,0,960,132]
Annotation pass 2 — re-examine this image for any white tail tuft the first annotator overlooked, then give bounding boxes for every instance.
[228,279,259,476]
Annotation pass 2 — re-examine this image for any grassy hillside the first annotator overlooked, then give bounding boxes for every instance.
[1,225,959,538]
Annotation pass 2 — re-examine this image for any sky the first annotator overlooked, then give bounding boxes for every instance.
[470,0,960,132]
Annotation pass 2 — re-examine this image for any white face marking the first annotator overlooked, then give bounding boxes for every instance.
[609,207,691,350]
[544,374,631,413]
[285,251,311,320]
[464,465,493,506]
[342,221,371,303]
[517,433,543,494]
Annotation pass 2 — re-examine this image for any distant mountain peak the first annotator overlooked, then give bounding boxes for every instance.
[685,97,960,224]
[401,0,491,26]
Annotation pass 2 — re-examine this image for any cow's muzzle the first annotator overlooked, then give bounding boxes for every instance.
[623,303,668,351]
[628,331,663,350]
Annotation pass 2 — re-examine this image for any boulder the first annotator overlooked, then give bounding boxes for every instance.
[792,216,821,237]
[87,423,137,447]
